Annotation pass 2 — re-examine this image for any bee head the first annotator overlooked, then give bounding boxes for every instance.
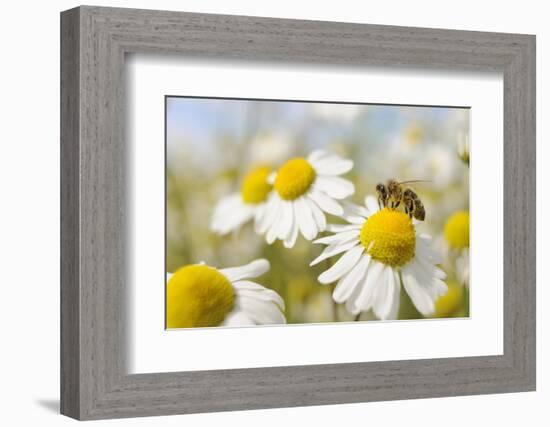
[376,183,386,194]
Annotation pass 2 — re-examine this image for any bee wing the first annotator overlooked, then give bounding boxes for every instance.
[396,179,431,185]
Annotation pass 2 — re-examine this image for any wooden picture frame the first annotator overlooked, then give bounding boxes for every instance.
[60,5,536,420]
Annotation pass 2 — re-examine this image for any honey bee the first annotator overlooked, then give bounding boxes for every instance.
[403,188,426,221]
[375,179,428,221]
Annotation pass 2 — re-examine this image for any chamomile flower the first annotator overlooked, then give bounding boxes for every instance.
[257,150,354,248]
[166,259,285,328]
[444,210,470,286]
[311,196,447,320]
[211,166,272,235]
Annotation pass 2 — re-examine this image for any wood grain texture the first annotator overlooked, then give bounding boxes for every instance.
[60,5,536,420]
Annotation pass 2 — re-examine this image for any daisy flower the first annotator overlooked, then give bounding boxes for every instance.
[211,165,272,235]
[166,259,285,328]
[443,210,470,287]
[257,150,354,248]
[311,196,447,320]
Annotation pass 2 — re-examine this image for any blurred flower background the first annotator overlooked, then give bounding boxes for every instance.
[166,97,470,324]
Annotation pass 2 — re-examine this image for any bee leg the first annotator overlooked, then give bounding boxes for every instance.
[394,200,400,209]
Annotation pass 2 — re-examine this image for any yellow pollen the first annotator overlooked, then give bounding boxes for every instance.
[240,166,272,204]
[166,264,234,329]
[434,281,464,317]
[360,208,416,267]
[274,158,316,200]
[444,211,469,249]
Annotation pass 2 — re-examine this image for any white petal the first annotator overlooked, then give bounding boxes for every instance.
[326,223,362,233]
[365,195,380,215]
[344,271,368,316]
[313,229,360,245]
[456,248,470,286]
[373,266,400,320]
[416,236,444,265]
[401,261,436,316]
[307,149,330,164]
[283,209,299,248]
[389,269,401,319]
[314,177,355,200]
[341,201,369,225]
[222,310,256,326]
[212,193,241,214]
[253,203,268,231]
[353,259,385,313]
[372,266,391,319]
[415,247,446,281]
[283,208,299,249]
[266,198,284,244]
[346,300,361,316]
[235,286,285,311]
[310,238,360,266]
[211,194,255,235]
[404,260,435,299]
[276,200,294,240]
[212,211,253,235]
[312,157,353,176]
[231,280,267,291]
[256,193,279,234]
[345,289,362,316]
[220,259,270,282]
[295,197,318,240]
[308,189,344,216]
[166,272,173,282]
[318,245,364,284]
[304,197,327,232]
[237,295,286,324]
[409,248,447,297]
[333,255,370,303]
[210,196,244,222]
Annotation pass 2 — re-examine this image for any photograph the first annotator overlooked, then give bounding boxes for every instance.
[165,97,470,328]
[50,2,537,422]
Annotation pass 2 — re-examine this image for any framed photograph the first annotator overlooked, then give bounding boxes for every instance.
[61,6,535,420]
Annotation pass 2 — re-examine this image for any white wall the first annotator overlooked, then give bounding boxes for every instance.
[0,0,546,425]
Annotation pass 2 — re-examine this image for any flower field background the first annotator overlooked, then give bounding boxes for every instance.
[166,97,470,324]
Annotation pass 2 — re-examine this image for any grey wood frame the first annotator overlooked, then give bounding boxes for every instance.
[60,5,536,420]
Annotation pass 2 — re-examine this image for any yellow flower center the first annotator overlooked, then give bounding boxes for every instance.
[274,158,316,200]
[434,281,464,317]
[444,211,469,249]
[166,265,234,329]
[360,208,416,267]
[240,166,272,204]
